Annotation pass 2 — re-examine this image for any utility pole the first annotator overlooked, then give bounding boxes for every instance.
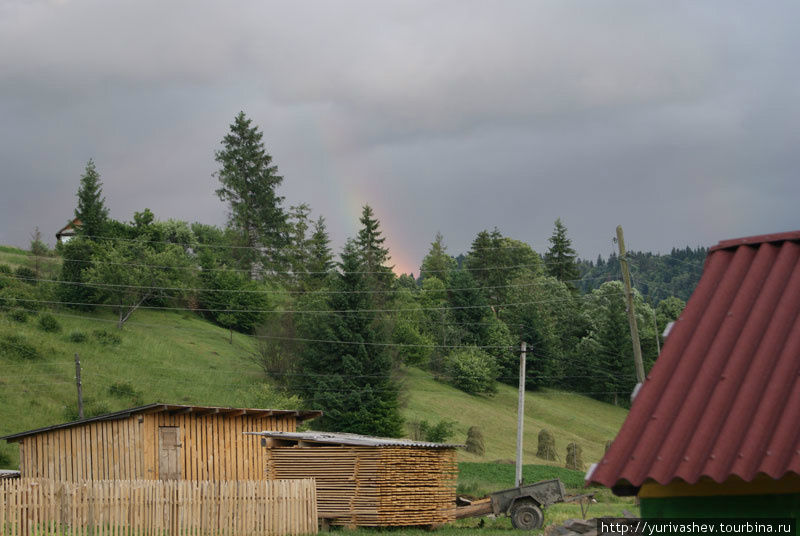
[616,226,645,384]
[652,307,661,355]
[515,341,527,488]
[74,353,84,420]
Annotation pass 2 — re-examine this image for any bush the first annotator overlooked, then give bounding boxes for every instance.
[14,266,36,284]
[0,448,11,469]
[92,329,121,345]
[37,313,61,332]
[0,264,11,274]
[62,399,110,422]
[67,330,88,343]
[108,382,142,404]
[0,334,41,360]
[408,419,456,443]
[443,346,498,395]
[8,308,27,323]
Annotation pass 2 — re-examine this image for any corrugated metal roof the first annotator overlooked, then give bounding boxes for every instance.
[1,404,322,442]
[0,470,20,480]
[589,231,800,491]
[250,430,464,449]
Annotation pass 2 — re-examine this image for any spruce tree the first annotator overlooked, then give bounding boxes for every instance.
[296,240,403,436]
[355,205,394,296]
[420,232,457,284]
[544,218,580,291]
[74,159,109,239]
[306,216,334,284]
[215,111,287,273]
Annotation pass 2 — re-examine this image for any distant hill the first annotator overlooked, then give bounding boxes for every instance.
[578,247,707,303]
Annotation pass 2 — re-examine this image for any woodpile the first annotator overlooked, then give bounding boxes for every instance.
[267,445,458,527]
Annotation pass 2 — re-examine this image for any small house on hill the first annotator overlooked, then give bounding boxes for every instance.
[1,403,321,481]
[55,218,81,244]
[588,231,800,522]
[254,431,461,527]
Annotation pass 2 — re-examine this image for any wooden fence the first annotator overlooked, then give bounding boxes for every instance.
[0,478,317,536]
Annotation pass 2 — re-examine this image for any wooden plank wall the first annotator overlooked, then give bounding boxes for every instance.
[17,413,297,481]
[0,478,318,536]
[18,417,144,481]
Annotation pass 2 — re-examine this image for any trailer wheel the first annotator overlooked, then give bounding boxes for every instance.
[510,501,543,530]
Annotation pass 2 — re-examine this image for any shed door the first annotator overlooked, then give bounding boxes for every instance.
[158,427,182,480]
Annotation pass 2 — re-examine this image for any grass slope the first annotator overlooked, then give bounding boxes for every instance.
[0,308,297,468]
[401,367,628,468]
[1,304,629,481]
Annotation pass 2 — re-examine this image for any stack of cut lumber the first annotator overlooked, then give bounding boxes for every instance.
[267,445,457,527]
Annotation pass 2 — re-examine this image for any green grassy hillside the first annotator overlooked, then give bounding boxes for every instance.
[401,367,628,467]
[0,308,297,468]
[1,304,628,476]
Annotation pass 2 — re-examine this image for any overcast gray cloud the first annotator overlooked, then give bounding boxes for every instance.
[1,0,799,273]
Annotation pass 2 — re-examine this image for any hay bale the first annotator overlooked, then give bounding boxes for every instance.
[465,426,485,456]
[565,442,584,470]
[536,429,557,461]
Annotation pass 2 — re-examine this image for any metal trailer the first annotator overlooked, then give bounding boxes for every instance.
[455,478,592,530]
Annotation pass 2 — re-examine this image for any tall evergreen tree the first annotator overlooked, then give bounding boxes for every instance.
[355,205,394,297]
[544,218,580,291]
[420,232,457,284]
[214,111,287,273]
[307,216,334,282]
[296,240,403,436]
[74,159,109,239]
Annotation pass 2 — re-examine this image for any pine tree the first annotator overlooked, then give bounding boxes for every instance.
[355,205,394,296]
[74,159,109,239]
[215,111,287,273]
[420,232,457,284]
[296,240,403,436]
[544,218,580,291]
[307,216,334,280]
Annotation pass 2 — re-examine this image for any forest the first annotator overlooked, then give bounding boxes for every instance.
[0,112,702,437]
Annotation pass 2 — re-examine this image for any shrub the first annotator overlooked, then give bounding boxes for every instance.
[8,308,27,323]
[37,313,61,332]
[14,266,36,284]
[0,334,41,360]
[443,346,498,395]
[92,329,121,345]
[408,419,456,443]
[0,264,11,274]
[62,400,110,422]
[108,382,142,404]
[67,330,88,343]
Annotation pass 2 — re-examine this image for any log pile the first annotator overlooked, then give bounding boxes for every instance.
[267,445,458,527]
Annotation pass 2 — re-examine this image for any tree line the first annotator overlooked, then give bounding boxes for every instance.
[1,112,692,437]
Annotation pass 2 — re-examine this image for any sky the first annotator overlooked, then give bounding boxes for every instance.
[1,1,798,275]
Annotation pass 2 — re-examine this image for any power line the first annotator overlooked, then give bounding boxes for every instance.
[2,272,621,297]
[8,289,625,316]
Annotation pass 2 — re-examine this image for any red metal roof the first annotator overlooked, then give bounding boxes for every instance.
[589,231,800,491]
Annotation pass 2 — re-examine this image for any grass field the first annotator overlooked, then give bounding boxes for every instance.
[1,305,629,473]
[0,307,297,467]
[400,367,628,467]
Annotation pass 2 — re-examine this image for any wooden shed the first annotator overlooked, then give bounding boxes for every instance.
[254,431,461,527]
[1,403,321,482]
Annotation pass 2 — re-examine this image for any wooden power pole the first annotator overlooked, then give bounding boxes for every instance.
[515,341,527,487]
[74,353,84,420]
[616,226,645,384]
